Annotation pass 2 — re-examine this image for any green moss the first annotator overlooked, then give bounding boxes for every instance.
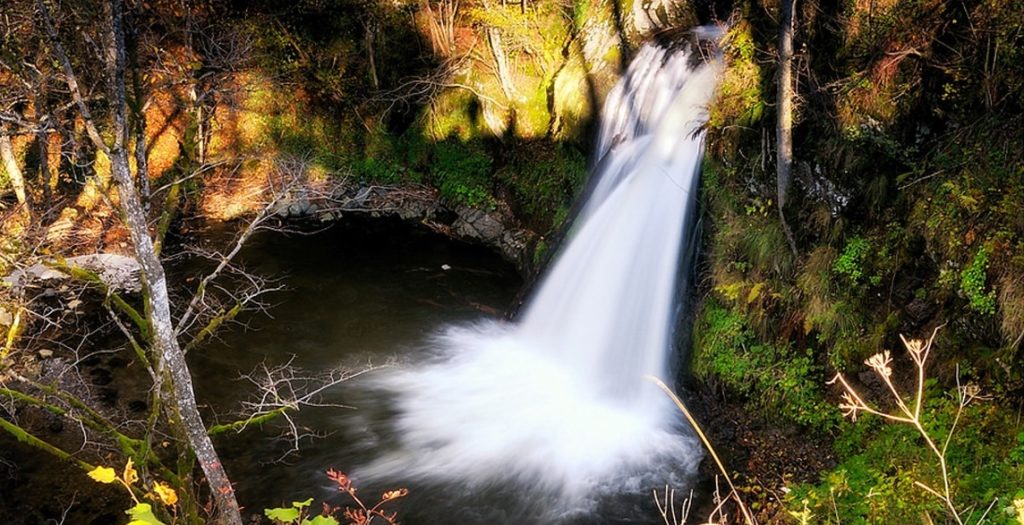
[430,140,494,208]
[960,246,997,315]
[498,142,586,229]
[708,21,765,131]
[425,88,485,142]
[693,300,838,431]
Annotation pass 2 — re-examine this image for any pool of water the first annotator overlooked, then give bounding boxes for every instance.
[186,218,690,524]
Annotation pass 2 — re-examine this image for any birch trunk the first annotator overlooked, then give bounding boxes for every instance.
[487,27,516,102]
[777,0,798,256]
[1,126,31,213]
[481,0,515,102]
[38,0,243,522]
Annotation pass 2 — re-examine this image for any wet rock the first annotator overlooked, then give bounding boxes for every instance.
[453,207,505,242]
[106,356,129,369]
[633,0,689,34]
[47,416,64,434]
[905,297,935,325]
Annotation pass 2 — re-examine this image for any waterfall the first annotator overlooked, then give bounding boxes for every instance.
[362,30,723,516]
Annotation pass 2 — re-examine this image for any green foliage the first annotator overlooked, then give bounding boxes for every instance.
[430,140,494,207]
[960,246,997,315]
[708,21,765,132]
[788,397,1024,524]
[833,236,870,284]
[499,143,586,228]
[126,503,167,525]
[265,498,322,524]
[693,300,838,431]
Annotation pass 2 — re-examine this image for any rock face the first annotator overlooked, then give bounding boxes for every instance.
[632,0,693,34]
[453,207,505,242]
[4,253,143,293]
[255,181,537,272]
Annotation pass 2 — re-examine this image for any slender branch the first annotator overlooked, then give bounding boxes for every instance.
[0,416,94,470]
[34,0,109,155]
[647,376,757,525]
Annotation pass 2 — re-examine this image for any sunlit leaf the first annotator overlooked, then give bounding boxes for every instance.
[123,457,139,485]
[300,516,340,525]
[292,498,314,509]
[153,481,178,506]
[265,507,301,522]
[87,466,117,484]
[125,503,167,525]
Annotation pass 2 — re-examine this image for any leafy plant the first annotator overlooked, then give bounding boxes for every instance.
[693,300,837,430]
[800,328,1024,525]
[431,140,494,208]
[833,237,870,284]
[86,459,178,525]
[960,246,997,315]
[265,469,407,525]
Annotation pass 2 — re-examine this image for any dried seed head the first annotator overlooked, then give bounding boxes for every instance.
[905,338,925,356]
[865,350,893,378]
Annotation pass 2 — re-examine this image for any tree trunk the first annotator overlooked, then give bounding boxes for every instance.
[777,0,798,257]
[366,20,380,90]
[487,27,516,102]
[102,3,242,522]
[482,0,515,102]
[1,126,31,214]
[39,0,243,522]
[128,22,151,207]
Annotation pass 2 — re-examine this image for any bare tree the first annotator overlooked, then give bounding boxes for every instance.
[35,0,244,521]
[481,0,517,102]
[777,0,798,257]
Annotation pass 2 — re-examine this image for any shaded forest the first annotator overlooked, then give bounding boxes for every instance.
[1,0,1023,523]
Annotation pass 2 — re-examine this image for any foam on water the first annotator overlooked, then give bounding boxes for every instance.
[360,30,723,512]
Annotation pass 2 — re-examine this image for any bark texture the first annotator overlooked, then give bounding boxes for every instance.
[776,0,799,256]
[0,126,31,211]
[37,0,243,522]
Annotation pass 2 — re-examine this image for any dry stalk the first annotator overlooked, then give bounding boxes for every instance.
[828,326,987,525]
[648,376,757,525]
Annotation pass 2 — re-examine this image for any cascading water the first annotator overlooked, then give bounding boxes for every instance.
[361,29,723,521]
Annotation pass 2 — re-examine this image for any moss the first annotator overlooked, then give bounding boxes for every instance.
[425,88,485,142]
[708,21,765,133]
[693,299,838,431]
[429,139,494,208]
[498,142,586,230]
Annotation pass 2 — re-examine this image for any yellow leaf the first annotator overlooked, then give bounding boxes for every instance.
[153,481,178,506]
[123,458,139,485]
[87,466,118,484]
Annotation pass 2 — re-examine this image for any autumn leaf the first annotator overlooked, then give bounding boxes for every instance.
[325,469,351,491]
[153,481,178,506]
[123,458,139,485]
[381,489,408,501]
[87,466,118,484]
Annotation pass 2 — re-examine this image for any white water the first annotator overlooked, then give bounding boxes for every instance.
[363,34,722,513]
